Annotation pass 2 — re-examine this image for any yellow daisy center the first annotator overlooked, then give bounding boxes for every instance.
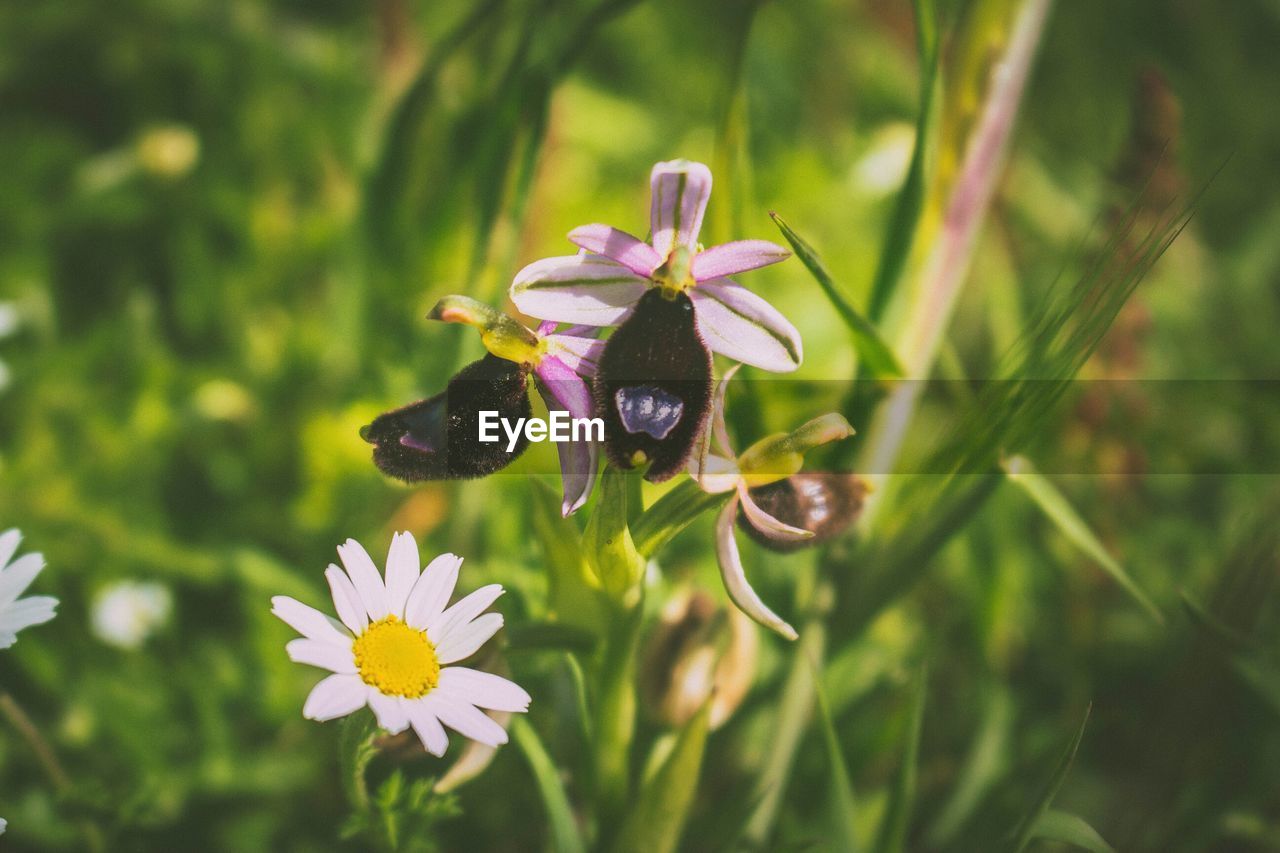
[352,616,440,698]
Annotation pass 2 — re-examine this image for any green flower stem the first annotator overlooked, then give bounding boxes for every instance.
[0,692,105,852]
[593,598,643,827]
[339,711,380,815]
[631,480,727,558]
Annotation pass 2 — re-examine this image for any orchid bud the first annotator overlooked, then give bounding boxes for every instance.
[594,289,713,482]
[361,354,532,481]
[737,413,855,487]
[740,473,867,553]
[428,295,542,366]
[639,588,759,730]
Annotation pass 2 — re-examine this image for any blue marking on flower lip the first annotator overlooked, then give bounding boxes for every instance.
[614,386,684,439]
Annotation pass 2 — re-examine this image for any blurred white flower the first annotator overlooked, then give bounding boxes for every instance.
[272,532,530,756]
[0,817,6,834]
[91,580,173,650]
[852,122,915,196]
[0,529,58,649]
[0,302,18,339]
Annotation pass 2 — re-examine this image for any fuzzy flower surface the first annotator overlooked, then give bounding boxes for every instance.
[272,533,530,756]
[690,368,854,639]
[0,529,58,649]
[510,159,802,372]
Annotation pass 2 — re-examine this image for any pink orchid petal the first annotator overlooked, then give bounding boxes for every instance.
[714,496,798,640]
[568,224,662,277]
[692,240,791,281]
[510,255,649,326]
[535,359,600,516]
[690,279,802,372]
[650,160,713,259]
[710,364,740,457]
[543,333,605,378]
[738,485,815,541]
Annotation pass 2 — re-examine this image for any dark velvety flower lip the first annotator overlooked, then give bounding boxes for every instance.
[362,355,533,481]
[739,473,867,553]
[594,289,711,483]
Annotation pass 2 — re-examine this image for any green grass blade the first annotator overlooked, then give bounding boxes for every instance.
[512,717,587,853]
[1032,810,1116,853]
[866,0,940,322]
[927,684,1014,846]
[610,699,712,853]
[1006,704,1092,853]
[1003,455,1163,623]
[770,212,904,378]
[810,655,860,852]
[874,665,927,853]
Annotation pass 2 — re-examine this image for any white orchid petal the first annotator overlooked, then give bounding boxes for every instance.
[692,239,791,281]
[510,255,649,326]
[568,224,662,277]
[714,496,798,640]
[690,279,802,372]
[650,160,712,258]
[739,486,815,541]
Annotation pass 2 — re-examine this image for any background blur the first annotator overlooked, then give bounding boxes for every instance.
[2,0,1280,850]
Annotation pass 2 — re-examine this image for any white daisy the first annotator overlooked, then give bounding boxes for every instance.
[0,529,58,649]
[90,580,172,650]
[0,817,6,834]
[271,532,530,756]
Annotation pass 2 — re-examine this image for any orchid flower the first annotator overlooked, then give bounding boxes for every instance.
[510,159,802,373]
[690,366,855,639]
[361,296,602,516]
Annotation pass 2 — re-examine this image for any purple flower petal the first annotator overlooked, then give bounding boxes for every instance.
[739,486,815,542]
[650,160,712,260]
[568,224,662,277]
[535,358,600,516]
[543,333,606,378]
[691,240,791,281]
[714,496,798,640]
[690,279,803,372]
[510,255,649,326]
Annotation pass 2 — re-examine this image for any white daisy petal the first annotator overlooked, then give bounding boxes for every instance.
[427,694,509,747]
[0,596,58,634]
[427,584,504,644]
[404,554,462,630]
[271,596,351,646]
[0,633,17,649]
[384,532,421,618]
[0,528,21,568]
[286,638,356,674]
[325,565,368,634]
[302,674,367,721]
[408,702,450,756]
[0,553,45,608]
[437,667,531,712]
[338,539,390,620]
[368,690,411,734]
[434,613,504,664]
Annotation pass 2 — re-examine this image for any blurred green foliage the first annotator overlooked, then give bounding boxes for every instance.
[2,0,1280,850]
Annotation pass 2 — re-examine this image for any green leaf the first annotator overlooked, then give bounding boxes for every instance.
[339,711,379,815]
[811,657,860,852]
[631,478,728,559]
[874,665,927,853]
[1006,704,1092,853]
[584,467,646,601]
[1032,810,1116,853]
[770,212,904,379]
[1232,655,1280,718]
[513,717,587,853]
[866,0,940,322]
[1003,456,1163,623]
[610,698,712,853]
